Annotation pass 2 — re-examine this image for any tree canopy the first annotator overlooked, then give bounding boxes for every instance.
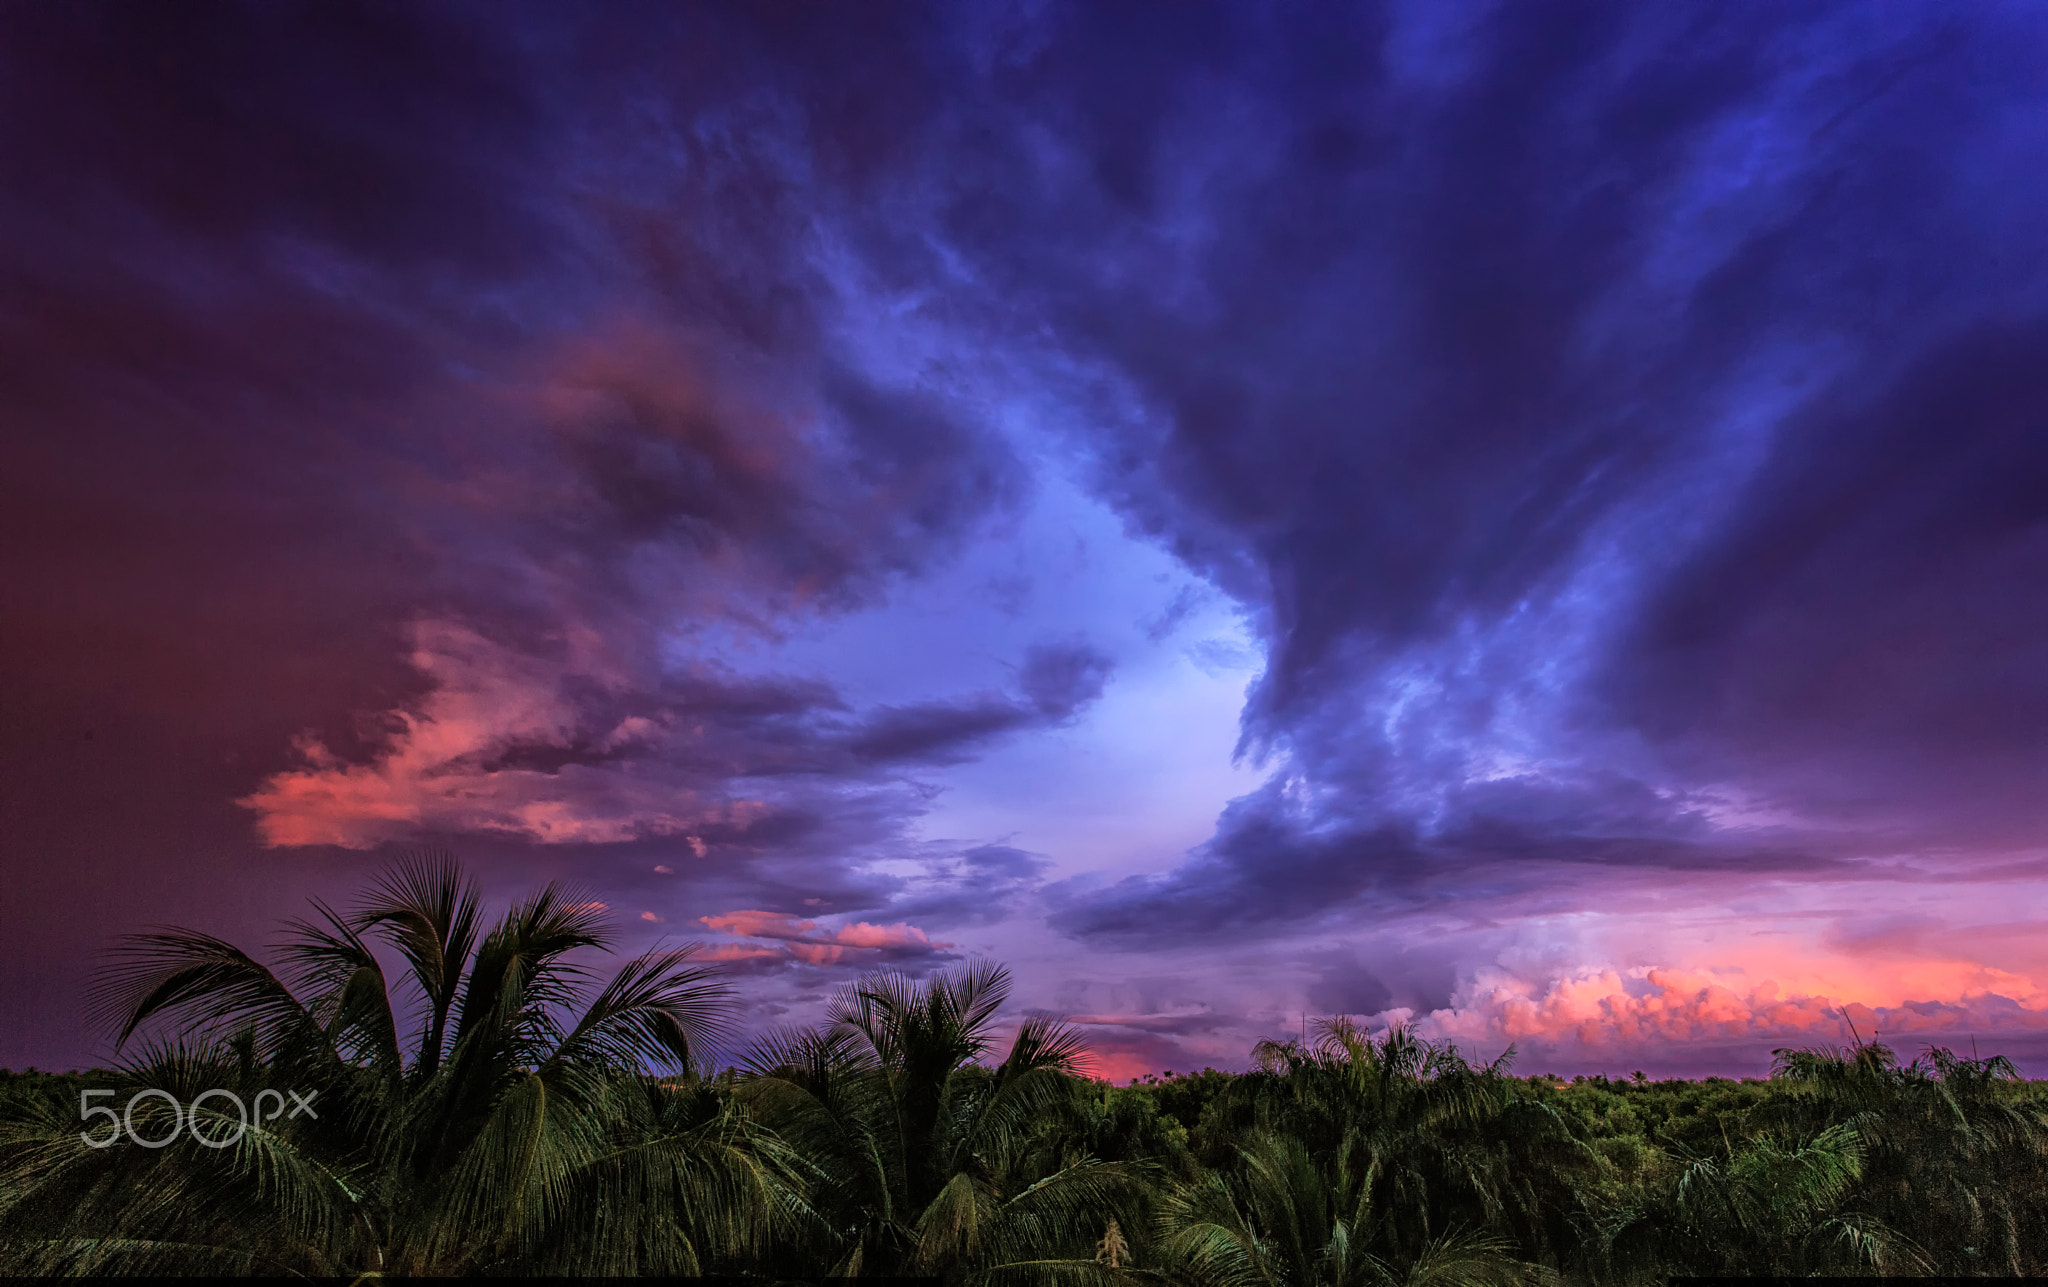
[4,857,2044,1281]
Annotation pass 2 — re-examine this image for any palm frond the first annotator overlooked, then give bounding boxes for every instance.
[1004,1014,1096,1080]
[87,927,319,1054]
[280,899,402,1076]
[353,849,483,1076]
[546,944,736,1076]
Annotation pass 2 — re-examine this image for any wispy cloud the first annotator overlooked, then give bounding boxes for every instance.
[241,619,1109,852]
[697,908,954,968]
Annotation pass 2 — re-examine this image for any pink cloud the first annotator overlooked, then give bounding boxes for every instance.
[1075,1030,1212,1084]
[1091,1050,1159,1084]
[237,620,766,848]
[1420,962,2048,1054]
[697,908,952,966]
[694,943,785,963]
[700,909,818,941]
[830,921,942,950]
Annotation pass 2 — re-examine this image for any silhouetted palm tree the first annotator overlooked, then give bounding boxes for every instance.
[7,872,2045,1281]
[1161,1125,1536,1287]
[741,960,1144,1283]
[1167,1019,1561,1286]
[0,854,792,1276]
[1594,1115,1911,1280]
[1762,1037,2048,1275]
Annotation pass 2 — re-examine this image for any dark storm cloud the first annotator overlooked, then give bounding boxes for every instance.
[887,844,1054,926]
[0,1,1032,836]
[1053,748,1843,947]
[843,698,1043,765]
[0,0,1025,652]
[0,1,1028,1063]
[1302,944,1463,1018]
[453,644,1109,785]
[1612,319,2048,834]
[1017,642,1117,718]
[8,0,2048,1069]
[927,1,2048,941]
[842,643,1110,762]
[236,619,1112,856]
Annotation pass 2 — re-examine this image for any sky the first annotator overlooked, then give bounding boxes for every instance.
[4,0,2047,1080]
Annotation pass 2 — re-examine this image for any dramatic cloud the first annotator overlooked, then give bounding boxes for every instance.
[5,0,2046,1074]
[1433,967,2048,1054]
[995,2,2048,967]
[697,908,954,968]
[240,620,1110,852]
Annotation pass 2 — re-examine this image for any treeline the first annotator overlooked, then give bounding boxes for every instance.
[2,859,2044,1281]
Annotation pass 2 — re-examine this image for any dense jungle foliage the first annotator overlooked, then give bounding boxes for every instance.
[3,859,2044,1281]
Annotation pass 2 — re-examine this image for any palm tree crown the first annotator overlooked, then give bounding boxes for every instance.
[2,853,770,1276]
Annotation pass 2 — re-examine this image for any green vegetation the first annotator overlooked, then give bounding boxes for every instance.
[3,859,2044,1280]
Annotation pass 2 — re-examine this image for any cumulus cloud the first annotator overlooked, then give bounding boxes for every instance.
[1422,964,2048,1058]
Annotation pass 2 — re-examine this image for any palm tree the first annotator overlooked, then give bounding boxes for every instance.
[1161,1126,1533,1287]
[740,960,1146,1282]
[1593,1117,1909,1281]
[13,869,2042,1282]
[1760,1037,2048,1275]
[0,853,799,1276]
[1163,1019,1567,1286]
